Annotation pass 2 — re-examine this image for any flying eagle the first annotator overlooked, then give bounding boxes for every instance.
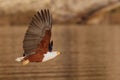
[15,9,61,65]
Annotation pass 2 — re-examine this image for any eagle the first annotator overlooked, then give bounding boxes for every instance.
[15,9,61,65]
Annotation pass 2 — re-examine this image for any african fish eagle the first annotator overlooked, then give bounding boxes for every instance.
[15,9,61,65]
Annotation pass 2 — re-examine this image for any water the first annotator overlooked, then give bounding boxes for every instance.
[0,24,120,80]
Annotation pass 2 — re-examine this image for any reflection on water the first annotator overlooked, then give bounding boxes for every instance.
[0,25,120,80]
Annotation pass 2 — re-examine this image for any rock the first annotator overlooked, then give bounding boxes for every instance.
[50,0,120,24]
[0,0,120,25]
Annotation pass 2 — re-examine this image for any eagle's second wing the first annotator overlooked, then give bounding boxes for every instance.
[23,9,52,56]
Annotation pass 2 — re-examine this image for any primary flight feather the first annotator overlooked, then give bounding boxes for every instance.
[16,9,61,65]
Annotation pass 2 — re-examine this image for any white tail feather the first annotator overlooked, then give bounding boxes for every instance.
[15,57,24,62]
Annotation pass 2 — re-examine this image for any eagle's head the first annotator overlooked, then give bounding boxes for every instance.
[42,51,61,62]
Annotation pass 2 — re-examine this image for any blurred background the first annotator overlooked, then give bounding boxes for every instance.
[0,0,120,80]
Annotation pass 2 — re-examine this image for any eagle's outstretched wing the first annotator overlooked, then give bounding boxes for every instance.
[23,9,52,56]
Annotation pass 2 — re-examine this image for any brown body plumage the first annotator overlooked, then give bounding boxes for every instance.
[24,30,51,62]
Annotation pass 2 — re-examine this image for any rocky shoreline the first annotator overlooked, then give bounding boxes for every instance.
[0,0,120,25]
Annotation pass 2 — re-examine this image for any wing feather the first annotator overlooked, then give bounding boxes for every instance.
[23,9,52,56]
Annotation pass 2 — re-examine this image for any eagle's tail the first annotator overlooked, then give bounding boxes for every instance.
[15,57,25,62]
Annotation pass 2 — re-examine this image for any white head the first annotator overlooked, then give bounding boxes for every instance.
[42,51,61,62]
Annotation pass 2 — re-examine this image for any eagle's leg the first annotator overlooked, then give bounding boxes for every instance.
[22,59,30,65]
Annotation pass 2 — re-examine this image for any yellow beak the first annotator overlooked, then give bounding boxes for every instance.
[57,51,61,55]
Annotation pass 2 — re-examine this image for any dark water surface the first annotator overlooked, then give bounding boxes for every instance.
[0,25,120,80]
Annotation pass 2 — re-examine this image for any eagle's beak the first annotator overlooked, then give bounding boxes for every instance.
[22,59,30,65]
[57,51,61,55]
